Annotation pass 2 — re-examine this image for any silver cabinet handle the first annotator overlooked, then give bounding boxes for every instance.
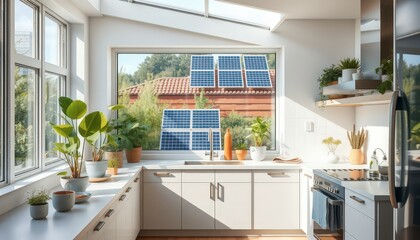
[119,194,126,201]
[94,221,105,231]
[210,183,215,200]
[267,172,286,177]
[126,187,132,193]
[303,173,313,179]
[217,183,224,200]
[134,177,140,182]
[153,172,172,177]
[105,209,114,218]
[350,195,365,204]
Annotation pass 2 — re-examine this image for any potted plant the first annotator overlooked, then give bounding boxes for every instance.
[234,142,248,160]
[107,158,119,175]
[338,58,360,82]
[103,139,124,168]
[26,189,51,220]
[375,57,393,94]
[50,97,109,191]
[322,137,342,163]
[232,126,249,160]
[247,117,270,161]
[318,64,342,101]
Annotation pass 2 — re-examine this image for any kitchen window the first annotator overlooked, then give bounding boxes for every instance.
[116,50,278,155]
[12,0,68,179]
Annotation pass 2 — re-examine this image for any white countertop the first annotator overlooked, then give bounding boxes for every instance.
[0,159,378,239]
[342,180,390,201]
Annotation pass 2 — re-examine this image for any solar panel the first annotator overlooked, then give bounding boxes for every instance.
[161,110,191,129]
[191,55,214,70]
[192,109,220,129]
[218,71,244,88]
[192,132,221,150]
[218,56,241,70]
[160,131,190,150]
[243,55,268,70]
[190,71,215,88]
[245,71,272,88]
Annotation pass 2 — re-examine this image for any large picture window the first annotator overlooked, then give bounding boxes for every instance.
[117,52,277,153]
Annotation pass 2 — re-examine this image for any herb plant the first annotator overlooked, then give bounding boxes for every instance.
[26,189,51,205]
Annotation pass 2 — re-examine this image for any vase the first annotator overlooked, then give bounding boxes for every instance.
[349,148,364,165]
[250,146,266,161]
[85,160,108,178]
[105,151,124,168]
[235,150,248,160]
[342,69,357,82]
[126,147,142,163]
[52,191,75,212]
[224,128,232,160]
[326,152,339,163]
[30,203,49,220]
[60,176,89,192]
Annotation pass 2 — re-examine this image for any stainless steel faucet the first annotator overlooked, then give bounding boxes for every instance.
[205,128,218,160]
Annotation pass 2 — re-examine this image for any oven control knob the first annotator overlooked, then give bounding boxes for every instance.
[327,187,332,192]
[334,189,339,194]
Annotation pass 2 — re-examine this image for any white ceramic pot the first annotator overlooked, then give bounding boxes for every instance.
[250,146,266,161]
[52,191,75,212]
[85,160,108,178]
[352,71,363,81]
[60,176,89,192]
[30,203,49,219]
[342,69,357,82]
[326,152,339,163]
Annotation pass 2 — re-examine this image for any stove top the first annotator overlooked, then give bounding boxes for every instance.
[320,169,386,181]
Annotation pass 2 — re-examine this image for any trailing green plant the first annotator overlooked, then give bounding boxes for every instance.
[322,137,342,153]
[26,189,51,205]
[247,117,270,147]
[318,64,341,101]
[338,58,360,70]
[375,57,393,94]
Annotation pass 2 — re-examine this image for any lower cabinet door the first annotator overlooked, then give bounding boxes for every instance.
[254,182,300,229]
[143,182,182,229]
[182,182,215,229]
[215,182,251,229]
[116,193,133,240]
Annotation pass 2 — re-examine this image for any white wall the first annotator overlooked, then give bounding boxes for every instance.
[89,16,357,162]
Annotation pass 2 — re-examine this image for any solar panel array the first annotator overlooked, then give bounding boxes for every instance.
[243,55,272,88]
[160,109,221,150]
[190,55,215,88]
[217,55,244,88]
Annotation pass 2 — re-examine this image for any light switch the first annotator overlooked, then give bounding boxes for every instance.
[305,121,314,132]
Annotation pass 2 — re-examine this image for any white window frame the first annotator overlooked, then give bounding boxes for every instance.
[9,0,69,182]
[0,0,7,188]
[111,47,283,160]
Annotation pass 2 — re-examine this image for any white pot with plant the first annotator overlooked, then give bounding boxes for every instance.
[339,58,361,82]
[247,117,270,161]
[26,189,51,220]
[322,137,341,163]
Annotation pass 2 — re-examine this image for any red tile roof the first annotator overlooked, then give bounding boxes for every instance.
[120,70,275,96]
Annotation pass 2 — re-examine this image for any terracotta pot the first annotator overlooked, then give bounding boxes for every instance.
[107,167,118,175]
[126,147,142,163]
[235,150,248,160]
[349,148,364,165]
[104,151,124,168]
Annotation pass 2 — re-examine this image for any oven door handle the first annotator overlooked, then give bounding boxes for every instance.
[311,187,343,206]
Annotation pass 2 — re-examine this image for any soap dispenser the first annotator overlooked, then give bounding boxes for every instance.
[369,150,379,177]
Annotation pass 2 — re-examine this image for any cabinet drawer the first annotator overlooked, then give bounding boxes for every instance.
[144,170,181,182]
[253,170,299,183]
[182,170,214,182]
[345,204,374,240]
[345,189,374,219]
[215,170,251,182]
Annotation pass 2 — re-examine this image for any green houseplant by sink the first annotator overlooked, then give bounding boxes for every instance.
[247,116,270,161]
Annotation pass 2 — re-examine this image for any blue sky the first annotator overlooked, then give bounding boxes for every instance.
[118,54,151,75]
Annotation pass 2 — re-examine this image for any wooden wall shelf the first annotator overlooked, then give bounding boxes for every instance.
[316,92,393,107]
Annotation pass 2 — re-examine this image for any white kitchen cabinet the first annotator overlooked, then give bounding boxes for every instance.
[133,174,141,236]
[88,202,118,240]
[299,169,314,237]
[253,170,300,230]
[116,179,139,240]
[143,170,182,230]
[344,189,392,240]
[182,182,215,229]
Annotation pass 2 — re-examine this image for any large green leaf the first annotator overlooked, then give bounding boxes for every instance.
[78,111,103,137]
[85,131,100,146]
[59,97,73,115]
[108,104,125,111]
[51,124,74,138]
[66,100,87,119]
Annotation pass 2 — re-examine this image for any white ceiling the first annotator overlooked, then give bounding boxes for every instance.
[220,0,360,19]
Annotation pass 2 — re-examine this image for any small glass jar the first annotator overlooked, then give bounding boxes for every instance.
[378,156,389,180]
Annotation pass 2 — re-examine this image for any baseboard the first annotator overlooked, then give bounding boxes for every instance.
[139,229,306,237]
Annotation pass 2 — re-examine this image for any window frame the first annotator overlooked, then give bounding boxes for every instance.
[111,47,283,160]
[0,0,7,187]
[10,0,69,182]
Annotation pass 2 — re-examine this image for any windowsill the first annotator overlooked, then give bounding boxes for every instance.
[0,164,68,216]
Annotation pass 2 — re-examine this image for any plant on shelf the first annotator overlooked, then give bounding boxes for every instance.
[339,58,361,83]
[247,116,270,161]
[318,64,342,101]
[322,137,342,163]
[375,57,393,94]
[26,189,51,220]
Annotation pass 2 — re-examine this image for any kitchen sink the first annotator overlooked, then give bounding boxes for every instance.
[184,160,244,165]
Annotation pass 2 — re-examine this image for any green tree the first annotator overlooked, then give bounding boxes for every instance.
[194,89,213,109]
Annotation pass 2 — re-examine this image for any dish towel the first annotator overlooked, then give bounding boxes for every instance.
[312,189,328,229]
[272,156,302,164]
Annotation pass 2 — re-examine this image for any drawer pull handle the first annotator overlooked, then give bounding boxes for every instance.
[153,172,172,177]
[350,195,365,204]
[303,173,313,179]
[94,221,105,231]
[126,187,132,193]
[210,183,215,200]
[105,209,114,218]
[119,194,126,201]
[267,172,286,177]
[134,177,140,182]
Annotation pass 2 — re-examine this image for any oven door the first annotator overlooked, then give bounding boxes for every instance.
[311,187,344,240]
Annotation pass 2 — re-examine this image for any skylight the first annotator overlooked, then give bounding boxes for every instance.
[131,0,285,31]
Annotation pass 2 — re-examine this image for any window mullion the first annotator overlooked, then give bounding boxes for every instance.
[39,4,45,171]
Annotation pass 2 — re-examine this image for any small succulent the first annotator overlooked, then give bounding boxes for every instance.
[338,58,360,70]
